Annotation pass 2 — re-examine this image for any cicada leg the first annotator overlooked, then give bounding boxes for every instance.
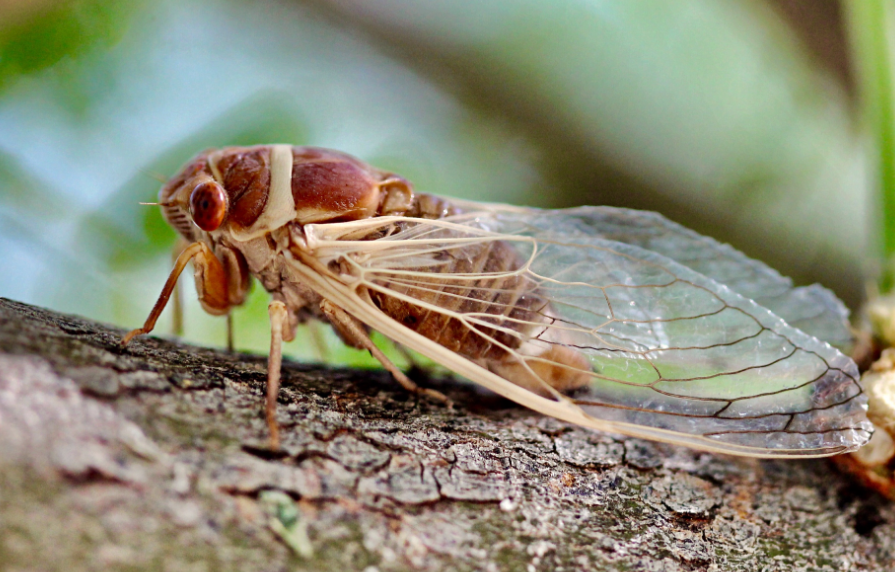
[319,299,451,406]
[170,236,191,336]
[307,320,330,362]
[266,300,289,450]
[393,343,420,371]
[122,242,231,345]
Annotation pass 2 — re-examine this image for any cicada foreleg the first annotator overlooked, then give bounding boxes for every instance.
[121,241,232,345]
[168,236,235,348]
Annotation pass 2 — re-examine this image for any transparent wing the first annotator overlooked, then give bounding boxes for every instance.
[302,205,871,457]
[452,201,854,352]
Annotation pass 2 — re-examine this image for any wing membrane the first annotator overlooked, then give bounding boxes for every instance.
[451,201,853,351]
[302,205,871,457]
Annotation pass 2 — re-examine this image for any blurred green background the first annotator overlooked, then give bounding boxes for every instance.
[0,0,872,364]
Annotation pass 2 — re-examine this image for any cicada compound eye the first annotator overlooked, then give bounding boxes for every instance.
[189,181,228,232]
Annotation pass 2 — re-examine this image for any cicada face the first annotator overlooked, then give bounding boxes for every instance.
[157,151,218,242]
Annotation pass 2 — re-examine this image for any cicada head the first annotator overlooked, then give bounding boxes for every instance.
[159,146,277,241]
[158,152,215,241]
[158,148,247,242]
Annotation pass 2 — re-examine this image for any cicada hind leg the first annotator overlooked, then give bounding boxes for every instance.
[320,300,451,404]
[265,300,293,450]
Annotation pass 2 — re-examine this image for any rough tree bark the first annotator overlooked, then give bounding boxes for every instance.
[0,297,894,571]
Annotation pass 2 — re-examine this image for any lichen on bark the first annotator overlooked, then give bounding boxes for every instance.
[1,297,894,571]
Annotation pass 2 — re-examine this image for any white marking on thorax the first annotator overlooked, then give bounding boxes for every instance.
[206,149,225,183]
[229,144,296,242]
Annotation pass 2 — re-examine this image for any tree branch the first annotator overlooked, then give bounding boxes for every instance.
[0,297,893,571]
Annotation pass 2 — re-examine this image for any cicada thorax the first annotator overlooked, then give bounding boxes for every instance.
[155,145,412,315]
[158,145,417,238]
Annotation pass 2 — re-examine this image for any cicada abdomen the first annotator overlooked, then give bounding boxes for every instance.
[361,219,593,396]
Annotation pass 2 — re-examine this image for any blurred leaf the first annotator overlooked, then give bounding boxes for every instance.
[77,91,309,270]
[844,0,895,293]
[0,149,71,217]
[0,0,138,93]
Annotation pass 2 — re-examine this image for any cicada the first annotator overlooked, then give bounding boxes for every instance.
[122,144,872,457]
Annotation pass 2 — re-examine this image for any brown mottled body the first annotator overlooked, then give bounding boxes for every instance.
[125,145,589,447]
[367,233,591,394]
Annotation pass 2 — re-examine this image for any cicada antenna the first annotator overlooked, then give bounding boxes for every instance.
[136,170,173,206]
[139,200,175,206]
